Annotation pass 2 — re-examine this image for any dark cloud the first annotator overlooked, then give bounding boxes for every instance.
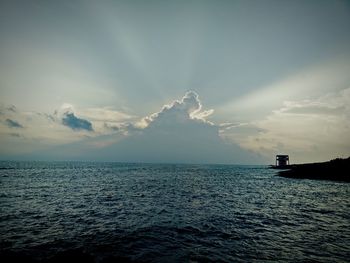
[5,119,23,128]
[104,122,119,131]
[36,112,55,122]
[62,113,93,131]
[0,104,16,115]
[7,105,17,113]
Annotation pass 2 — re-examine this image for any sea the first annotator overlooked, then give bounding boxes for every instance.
[0,161,349,262]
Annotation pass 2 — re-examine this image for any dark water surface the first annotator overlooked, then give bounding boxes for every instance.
[0,162,349,262]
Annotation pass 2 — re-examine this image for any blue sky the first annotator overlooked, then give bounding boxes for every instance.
[0,0,350,164]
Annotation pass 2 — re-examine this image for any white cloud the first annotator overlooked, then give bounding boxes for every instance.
[0,103,131,152]
[2,88,349,164]
[17,91,263,164]
[224,88,350,163]
[1,106,84,144]
[218,56,350,121]
[139,91,214,128]
[92,91,264,164]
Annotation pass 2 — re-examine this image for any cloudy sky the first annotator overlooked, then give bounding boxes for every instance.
[0,0,349,164]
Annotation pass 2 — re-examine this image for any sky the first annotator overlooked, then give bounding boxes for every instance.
[0,0,350,164]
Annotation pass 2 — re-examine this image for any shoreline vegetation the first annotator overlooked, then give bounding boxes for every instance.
[275,157,350,182]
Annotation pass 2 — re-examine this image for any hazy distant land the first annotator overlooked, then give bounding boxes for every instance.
[277,157,350,182]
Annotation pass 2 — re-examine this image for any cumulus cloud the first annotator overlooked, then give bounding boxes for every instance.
[5,118,23,128]
[62,112,93,131]
[3,88,348,164]
[0,92,265,164]
[139,91,214,128]
[35,91,264,164]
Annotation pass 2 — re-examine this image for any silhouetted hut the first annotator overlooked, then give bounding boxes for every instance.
[276,155,289,167]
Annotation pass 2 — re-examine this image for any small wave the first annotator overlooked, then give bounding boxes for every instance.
[0,162,349,262]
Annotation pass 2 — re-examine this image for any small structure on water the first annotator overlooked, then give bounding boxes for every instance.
[276,155,289,167]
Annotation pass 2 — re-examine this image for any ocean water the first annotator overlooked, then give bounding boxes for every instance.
[0,162,349,262]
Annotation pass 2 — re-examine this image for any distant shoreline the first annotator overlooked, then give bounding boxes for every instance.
[276,157,350,182]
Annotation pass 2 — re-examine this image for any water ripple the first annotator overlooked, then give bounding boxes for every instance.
[0,162,349,262]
